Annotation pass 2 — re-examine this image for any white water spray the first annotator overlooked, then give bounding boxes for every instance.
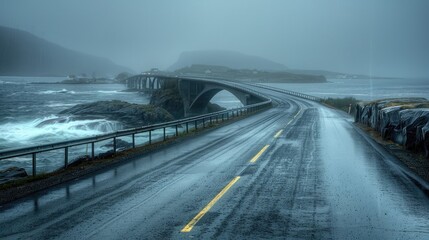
[0,115,122,148]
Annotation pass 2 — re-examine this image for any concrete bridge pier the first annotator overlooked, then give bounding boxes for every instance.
[127,75,170,92]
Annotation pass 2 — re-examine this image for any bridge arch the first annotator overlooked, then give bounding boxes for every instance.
[188,87,246,113]
[126,74,266,116]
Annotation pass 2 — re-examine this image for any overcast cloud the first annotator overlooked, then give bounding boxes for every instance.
[0,0,428,77]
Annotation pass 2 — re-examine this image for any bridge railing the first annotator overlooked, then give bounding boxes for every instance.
[150,74,321,102]
[126,74,273,103]
[0,100,272,177]
[242,83,322,102]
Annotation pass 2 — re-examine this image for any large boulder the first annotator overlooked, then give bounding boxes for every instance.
[60,100,174,128]
[355,98,429,157]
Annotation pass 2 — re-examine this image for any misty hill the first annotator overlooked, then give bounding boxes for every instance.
[0,26,130,76]
[175,64,326,83]
[169,50,288,71]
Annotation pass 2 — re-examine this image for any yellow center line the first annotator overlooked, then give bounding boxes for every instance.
[181,176,241,233]
[293,109,301,118]
[274,129,283,138]
[249,145,270,163]
[285,109,301,126]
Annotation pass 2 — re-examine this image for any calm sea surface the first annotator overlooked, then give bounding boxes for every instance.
[265,78,429,101]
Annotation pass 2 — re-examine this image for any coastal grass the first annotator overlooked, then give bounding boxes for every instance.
[321,97,359,115]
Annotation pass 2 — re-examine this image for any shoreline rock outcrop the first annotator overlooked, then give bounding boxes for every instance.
[150,88,184,119]
[0,167,28,185]
[355,98,429,157]
[60,100,174,129]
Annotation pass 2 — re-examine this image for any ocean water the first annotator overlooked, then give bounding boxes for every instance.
[0,76,242,151]
[0,77,149,150]
[265,78,429,101]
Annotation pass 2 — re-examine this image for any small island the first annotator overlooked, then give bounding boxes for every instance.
[175,64,327,83]
[31,72,132,84]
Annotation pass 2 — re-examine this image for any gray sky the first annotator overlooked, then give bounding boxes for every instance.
[1,0,428,77]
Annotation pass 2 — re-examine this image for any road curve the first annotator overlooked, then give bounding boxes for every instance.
[1,85,429,239]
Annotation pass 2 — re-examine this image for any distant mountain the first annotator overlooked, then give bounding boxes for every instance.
[0,25,131,76]
[168,50,288,71]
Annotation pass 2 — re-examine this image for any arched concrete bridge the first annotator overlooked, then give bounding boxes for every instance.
[126,74,266,116]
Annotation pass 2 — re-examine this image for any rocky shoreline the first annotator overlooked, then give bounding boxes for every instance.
[0,87,226,184]
[59,100,174,129]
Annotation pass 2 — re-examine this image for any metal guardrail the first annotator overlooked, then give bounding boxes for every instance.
[127,74,271,102]
[0,100,272,177]
[249,83,322,102]
[155,74,322,102]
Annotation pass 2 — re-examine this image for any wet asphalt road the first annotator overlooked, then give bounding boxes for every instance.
[1,86,429,239]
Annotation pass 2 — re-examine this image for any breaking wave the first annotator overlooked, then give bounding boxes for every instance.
[39,89,76,94]
[0,115,122,149]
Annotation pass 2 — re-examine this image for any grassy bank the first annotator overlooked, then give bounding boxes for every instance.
[321,97,359,115]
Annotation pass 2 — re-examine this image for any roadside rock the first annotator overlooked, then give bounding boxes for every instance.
[355,98,429,157]
[60,100,174,129]
[0,167,28,184]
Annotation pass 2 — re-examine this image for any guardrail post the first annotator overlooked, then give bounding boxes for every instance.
[64,147,69,168]
[149,131,152,144]
[202,118,205,128]
[32,153,36,176]
[186,122,189,133]
[163,127,166,141]
[175,125,179,136]
[132,133,135,148]
[195,120,197,130]
[210,116,212,125]
[113,137,117,153]
[91,142,95,160]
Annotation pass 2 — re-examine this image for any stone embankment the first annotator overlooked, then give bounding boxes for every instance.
[355,98,429,158]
